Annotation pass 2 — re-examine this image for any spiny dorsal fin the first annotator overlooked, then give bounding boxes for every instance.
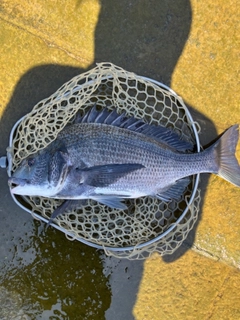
[77,106,194,152]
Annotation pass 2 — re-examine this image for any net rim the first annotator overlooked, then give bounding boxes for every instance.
[7,74,200,252]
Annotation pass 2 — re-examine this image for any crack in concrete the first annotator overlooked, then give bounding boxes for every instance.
[0,14,90,64]
[192,244,240,271]
[192,244,220,261]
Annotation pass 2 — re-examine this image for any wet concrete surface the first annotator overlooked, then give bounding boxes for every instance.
[0,0,239,319]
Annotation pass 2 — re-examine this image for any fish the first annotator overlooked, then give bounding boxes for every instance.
[9,106,240,224]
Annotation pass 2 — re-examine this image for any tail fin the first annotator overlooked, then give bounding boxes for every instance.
[216,125,240,187]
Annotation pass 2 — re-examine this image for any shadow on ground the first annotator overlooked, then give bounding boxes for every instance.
[0,0,217,319]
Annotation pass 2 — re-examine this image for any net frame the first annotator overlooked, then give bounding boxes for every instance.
[7,63,200,259]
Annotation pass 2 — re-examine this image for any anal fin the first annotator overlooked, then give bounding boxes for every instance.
[91,195,128,210]
[155,177,190,201]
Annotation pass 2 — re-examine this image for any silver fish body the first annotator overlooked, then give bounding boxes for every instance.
[9,107,240,217]
[54,123,213,198]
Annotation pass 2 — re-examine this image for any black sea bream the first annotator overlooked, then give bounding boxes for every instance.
[9,107,240,222]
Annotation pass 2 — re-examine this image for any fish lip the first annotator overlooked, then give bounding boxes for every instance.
[8,177,28,194]
[8,177,27,186]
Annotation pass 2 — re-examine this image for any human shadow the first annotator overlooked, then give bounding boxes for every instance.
[93,2,216,318]
[0,0,217,319]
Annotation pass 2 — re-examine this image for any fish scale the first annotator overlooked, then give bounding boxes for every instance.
[56,123,215,195]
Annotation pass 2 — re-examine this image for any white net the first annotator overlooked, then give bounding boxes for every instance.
[9,63,200,259]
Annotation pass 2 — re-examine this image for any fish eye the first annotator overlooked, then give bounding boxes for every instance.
[27,158,35,167]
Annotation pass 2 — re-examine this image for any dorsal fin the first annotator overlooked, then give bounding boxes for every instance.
[77,106,194,152]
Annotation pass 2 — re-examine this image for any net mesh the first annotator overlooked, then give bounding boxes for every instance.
[10,62,200,259]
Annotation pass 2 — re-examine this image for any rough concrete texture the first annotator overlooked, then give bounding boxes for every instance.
[134,251,240,320]
[0,0,239,319]
[171,0,240,269]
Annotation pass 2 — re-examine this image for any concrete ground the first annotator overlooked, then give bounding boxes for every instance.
[0,0,239,319]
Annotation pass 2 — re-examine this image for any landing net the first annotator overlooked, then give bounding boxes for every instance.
[8,63,201,259]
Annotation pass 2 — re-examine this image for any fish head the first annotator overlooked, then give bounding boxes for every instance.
[9,148,70,197]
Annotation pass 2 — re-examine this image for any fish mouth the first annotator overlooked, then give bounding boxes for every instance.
[8,177,28,195]
[8,177,55,197]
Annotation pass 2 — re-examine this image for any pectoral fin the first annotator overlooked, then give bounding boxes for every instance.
[80,163,144,187]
